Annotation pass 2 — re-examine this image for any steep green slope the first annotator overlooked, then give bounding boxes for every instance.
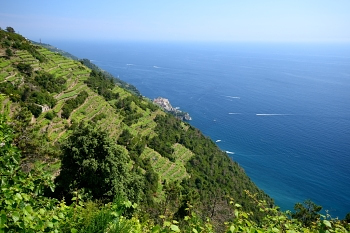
[2,117,348,233]
[0,29,273,228]
[30,39,140,96]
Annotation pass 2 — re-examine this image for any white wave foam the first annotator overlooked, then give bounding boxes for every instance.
[256,114,292,116]
[216,140,221,142]
[225,96,240,99]
[226,151,235,154]
[228,113,241,115]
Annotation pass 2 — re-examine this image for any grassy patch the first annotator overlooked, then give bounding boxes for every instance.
[141,147,190,183]
[0,72,9,81]
[0,59,11,69]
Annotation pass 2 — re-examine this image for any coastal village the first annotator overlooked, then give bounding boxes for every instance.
[153,97,192,121]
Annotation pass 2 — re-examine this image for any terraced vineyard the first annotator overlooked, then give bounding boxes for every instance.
[141,143,193,183]
[130,109,164,137]
[0,57,19,82]
[0,39,193,190]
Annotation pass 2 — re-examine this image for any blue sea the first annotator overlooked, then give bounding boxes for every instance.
[51,40,350,218]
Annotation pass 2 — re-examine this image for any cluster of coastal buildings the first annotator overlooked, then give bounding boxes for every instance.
[153,97,192,121]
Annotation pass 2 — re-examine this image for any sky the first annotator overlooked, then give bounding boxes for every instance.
[1,0,350,43]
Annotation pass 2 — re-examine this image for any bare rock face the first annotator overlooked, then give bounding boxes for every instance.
[183,113,192,121]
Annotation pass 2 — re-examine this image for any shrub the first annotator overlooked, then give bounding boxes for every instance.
[44,111,55,120]
[5,48,12,57]
[27,103,42,117]
[55,123,144,203]
[16,63,33,76]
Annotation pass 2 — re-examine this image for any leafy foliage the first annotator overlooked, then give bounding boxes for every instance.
[6,26,15,33]
[0,117,142,232]
[291,199,322,227]
[224,191,349,233]
[17,83,57,110]
[90,112,106,122]
[5,48,12,57]
[34,71,66,93]
[44,110,56,120]
[26,103,42,117]
[55,123,144,203]
[85,69,118,101]
[0,115,59,232]
[117,129,159,205]
[114,95,150,126]
[345,213,350,224]
[0,81,22,102]
[16,63,33,76]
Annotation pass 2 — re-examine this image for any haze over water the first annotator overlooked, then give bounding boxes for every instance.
[54,41,350,218]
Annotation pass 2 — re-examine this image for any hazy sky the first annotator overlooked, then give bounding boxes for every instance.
[1,0,350,42]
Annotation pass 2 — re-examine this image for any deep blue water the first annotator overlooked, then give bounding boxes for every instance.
[50,40,350,218]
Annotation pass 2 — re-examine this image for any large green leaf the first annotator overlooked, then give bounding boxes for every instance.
[12,211,20,222]
[170,224,180,232]
[0,213,7,228]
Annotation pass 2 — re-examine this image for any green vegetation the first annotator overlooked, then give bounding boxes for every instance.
[1,28,349,232]
[0,115,58,232]
[54,123,144,203]
[35,71,66,93]
[16,63,33,76]
[0,116,141,232]
[26,42,140,95]
[0,117,348,232]
[85,69,119,100]
[291,199,323,227]
[61,90,88,119]
[80,58,141,96]
[30,40,79,60]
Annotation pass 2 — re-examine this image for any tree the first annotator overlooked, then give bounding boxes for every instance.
[55,123,144,203]
[345,212,350,223]
[16,63,33,76]
[162,181,183,218]
[291,199,322,226]
[5,48,12,57]
[34,71,66,93]
[27,103,42,117]
[6,26,15,33]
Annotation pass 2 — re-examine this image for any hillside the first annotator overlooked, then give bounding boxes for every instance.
[1,28,348,232]
[30,39,141,96]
